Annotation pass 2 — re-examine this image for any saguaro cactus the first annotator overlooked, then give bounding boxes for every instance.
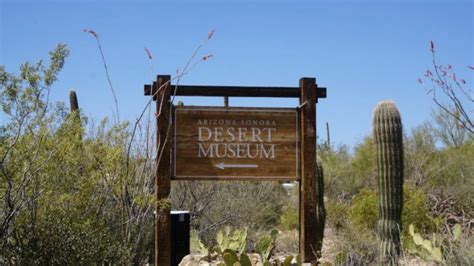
[372,101,404,265]
[69,90,79,112]
[315,156,326,257]
[69,90,82,140]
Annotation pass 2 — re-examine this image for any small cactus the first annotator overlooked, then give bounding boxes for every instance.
[69,90,79,112]
[372,101,404,265]
[69,90,82,140]
[222,250,251,266]
[215,226,247,255]
[315,156,326,257]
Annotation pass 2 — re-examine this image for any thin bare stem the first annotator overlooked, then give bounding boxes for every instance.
[84,29,120,123]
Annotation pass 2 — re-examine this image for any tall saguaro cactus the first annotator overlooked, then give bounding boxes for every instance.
[372,101,404,265]
[315,156,326,257]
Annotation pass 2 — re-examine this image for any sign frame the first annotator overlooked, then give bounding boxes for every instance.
[144,75,326,265]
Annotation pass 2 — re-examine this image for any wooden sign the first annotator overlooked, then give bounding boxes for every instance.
[145,75,326,265]
[173,107,299,180]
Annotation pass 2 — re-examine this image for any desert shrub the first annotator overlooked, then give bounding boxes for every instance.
[171,180,287,248]
[319,145,354,201]
[274,229,299,254]
[441,228,474,265]
[347,185,436,236]
[279,206,299,231]
[402,186,437,234]
[427,144,474,189]
[0,45,155,264]
[325,200,350,232]
[330,226,378,265]
[348,189,378,232]
[321,138,375,202]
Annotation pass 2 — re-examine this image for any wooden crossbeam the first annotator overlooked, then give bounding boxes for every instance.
[144,84,327,101]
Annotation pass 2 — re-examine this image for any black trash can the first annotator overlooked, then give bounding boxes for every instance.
[149,211,190,265]
[171,211,190,266]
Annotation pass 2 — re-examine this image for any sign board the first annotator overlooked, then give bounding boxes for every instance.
[174,107,299,180]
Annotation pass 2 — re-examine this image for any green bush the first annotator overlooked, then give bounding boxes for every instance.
[348,189,378,231]
[347,185,436,236]
[402,186,436,234]
[279,206,299,230]
[0,45,155,264]
[326,200,350,231]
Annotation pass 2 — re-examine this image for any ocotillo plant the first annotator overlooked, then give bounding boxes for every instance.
[315,156,326,257]
[372,101,404,265]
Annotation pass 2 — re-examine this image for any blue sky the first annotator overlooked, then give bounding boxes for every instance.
[1,0,472,147]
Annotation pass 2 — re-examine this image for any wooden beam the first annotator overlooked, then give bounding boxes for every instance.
[299,77,318,264]
[144,83,327,100]
[155,75,172,266]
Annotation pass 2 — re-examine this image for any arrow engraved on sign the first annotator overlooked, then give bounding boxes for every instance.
[214,162,258,170]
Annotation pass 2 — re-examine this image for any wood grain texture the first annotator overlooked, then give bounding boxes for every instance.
[299,78,318,264]
[155,75,171,266]
[173,107,299,180]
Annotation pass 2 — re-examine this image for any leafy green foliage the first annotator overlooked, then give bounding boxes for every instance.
[347,186,435,236]
[279,206,299,230]
[348,189,378,232]
[0,45,155,264]
[326,200,350,232]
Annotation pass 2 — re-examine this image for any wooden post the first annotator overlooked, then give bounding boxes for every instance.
[155,75,172,265]
[299,77,318,264]
[224,96,229,107]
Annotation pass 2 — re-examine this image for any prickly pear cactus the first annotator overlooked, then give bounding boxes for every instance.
[372,101,404,265]
[315,156,326,257]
